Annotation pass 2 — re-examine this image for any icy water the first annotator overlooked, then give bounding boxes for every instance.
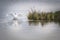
[0,20,60,40]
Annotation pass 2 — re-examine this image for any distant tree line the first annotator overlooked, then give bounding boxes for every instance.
[27,10,60,21]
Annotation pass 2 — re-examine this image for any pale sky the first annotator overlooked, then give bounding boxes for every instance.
[0,0,60,20]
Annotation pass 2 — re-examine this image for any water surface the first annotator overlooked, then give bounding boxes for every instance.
[0,20,60,40]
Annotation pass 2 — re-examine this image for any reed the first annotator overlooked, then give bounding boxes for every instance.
[27,9,60,21]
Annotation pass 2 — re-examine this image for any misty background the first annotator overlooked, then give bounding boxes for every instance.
[0,0,60,20]
[0,0,60,40]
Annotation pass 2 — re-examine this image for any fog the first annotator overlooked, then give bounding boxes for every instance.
[0,0,60,19]
[0,0,60,40]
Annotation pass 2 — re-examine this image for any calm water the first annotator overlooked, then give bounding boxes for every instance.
[0,20,60,40]
[0,0,60,40]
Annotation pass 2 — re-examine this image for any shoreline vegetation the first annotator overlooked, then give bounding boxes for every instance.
[27,9,60,25]
[27,9,60,21]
